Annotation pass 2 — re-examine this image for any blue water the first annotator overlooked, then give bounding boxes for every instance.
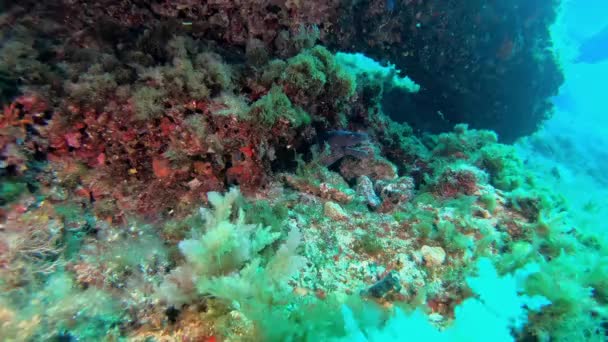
[518,0,608,235]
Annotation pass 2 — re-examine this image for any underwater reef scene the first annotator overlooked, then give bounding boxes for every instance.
[0,1,606,341]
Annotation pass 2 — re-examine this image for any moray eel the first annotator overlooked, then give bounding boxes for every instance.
[318,130,371,166]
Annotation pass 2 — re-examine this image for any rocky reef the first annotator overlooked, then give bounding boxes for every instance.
[1,1,604,342]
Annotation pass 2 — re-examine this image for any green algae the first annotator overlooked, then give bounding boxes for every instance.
[249,85,310,127]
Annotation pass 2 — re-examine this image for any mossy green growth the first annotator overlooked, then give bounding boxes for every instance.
[134,37,239,117]
[257,45,355,125]
[353,232,384,256]
[198,226,340,341]
[413,220,434,238]
[509,188,566,223]
[294,152,319,181]
[412,192,437,206]
[210,93,250,118]
[477,144,525,191]
[497,241,537,273]
[162,207,206,242]
[0,271,122,341]
[0,36,53,93]
[184,114,207,139]
[405,206,436,238]
[133,86,166,120]
[401,199,436,237]
[444,196,477,216]
[159,58,211,99]
[429,124,498,157]
[43,272,122,340]
[53,204,93,257]
[479,193,498,213]
[260,59,287,87]
[241,199,289,233]
[392,210,409,223]
[161,188,364,340]
[283,49,327,98]
[281,45,356,101]
[586,254,608,305]
[95,224,168,277]
[194,52,234,91]
[435,219,473,253]
[404,196,475,253]
[424,124,530,192]
[249,85,310,127]
[316,51,357,101]
[157,37,229,97]
[523,251,608,341]
[0,179,27,204]
[533,213,579,257]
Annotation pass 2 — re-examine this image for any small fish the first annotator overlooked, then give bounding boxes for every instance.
[386,0,396,12]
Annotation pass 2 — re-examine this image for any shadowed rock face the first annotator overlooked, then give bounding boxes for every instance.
[326,0,564,142]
